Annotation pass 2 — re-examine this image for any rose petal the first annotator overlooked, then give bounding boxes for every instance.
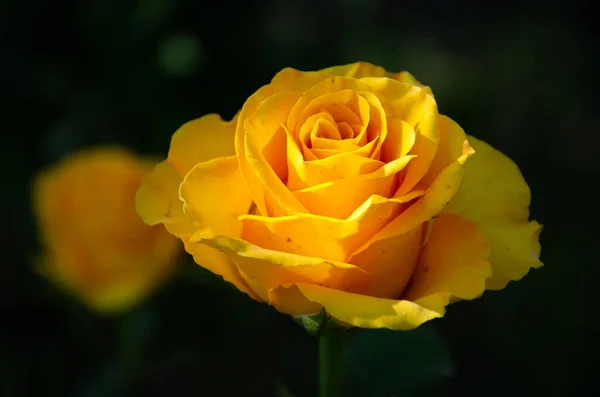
[346,224,424,299]
[320,62,389,79]
[268,284,322,315]
[293,90,373,151]
[389,71,433,94]
[322,62,433,94]
[292,155,415,219]
[189,234,369,313]
[287,128,384,190]
[280,212,490,330]
[403,214,492,312]
[179,156,252,237]
[180,236,260,300]
[135,160,196,237]
[442,136,543,289]
[361,77,440,195]
[242,92,307,216]
[235,69,331,216]
[175,156,259,298]
[239,192,423,265]
[293,284,442,330]
[381,118,416,163]
[287,77,371,134]
[418,115,473,188]
[351,118,473,261]
[358,91,388,160]
[168,114,238,176]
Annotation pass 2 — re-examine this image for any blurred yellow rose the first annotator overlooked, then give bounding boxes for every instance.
[136,62,542,330]
[33,147,181,314]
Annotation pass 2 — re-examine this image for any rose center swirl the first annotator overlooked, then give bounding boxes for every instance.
[291,91,384,162]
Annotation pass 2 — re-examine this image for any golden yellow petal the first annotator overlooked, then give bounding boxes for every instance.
[352,129,473,261]
[189,234,369,312]
[360,78,440,195]
[241,92,307,216]
[380,117,416,163]
[135,160,196,237]
[389,71,433,94]
[287,77,371,133]
[180,236,259,300]
[239,191,420,266]
[286,125,384,191]
[320,62,388,78]
[347,223,424,299]
[291,89,372,147]
[295,284,442,330]
[168,114,238,176]
[403,214,492,312]
[234,69,331,216]
[443,136,543,289]
[268,284,322,315]
[292,155,415,219]
[179,155,252,237]
[417,114,474,188]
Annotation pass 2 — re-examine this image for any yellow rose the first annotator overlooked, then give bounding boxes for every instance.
[136,62,542,330]
[33,147,181,314]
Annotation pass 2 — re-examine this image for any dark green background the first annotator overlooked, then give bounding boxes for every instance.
[1,0,597,396]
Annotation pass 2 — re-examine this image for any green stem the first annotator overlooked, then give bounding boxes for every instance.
[319,331,344,397]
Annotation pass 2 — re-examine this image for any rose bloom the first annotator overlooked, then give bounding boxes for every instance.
[137,62,542,330]
[33,147,181,314]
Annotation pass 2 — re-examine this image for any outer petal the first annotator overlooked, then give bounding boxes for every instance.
[294,284,442,330]
[282,213,490,330]
[443,136,543,289]
[179,236,259,300]
[389,71,433,95]
[320,62,389,78]
[136,112,240,235]
[403,214,492,312]
[418,115,473,188]
[180,156,252,237]
[168,114,238,176]
[190,234,369,314]
[177,156,258,299]
[135,160,196,237]
[321,62,433,95]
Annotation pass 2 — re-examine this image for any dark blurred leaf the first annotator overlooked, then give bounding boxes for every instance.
[118,306,158,378]
[343,325,452,397]
[274,380,297,397]
[77,361,127,397]
[157,33,204,77]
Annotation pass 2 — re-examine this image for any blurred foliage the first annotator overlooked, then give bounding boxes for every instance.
[1,0,598,396]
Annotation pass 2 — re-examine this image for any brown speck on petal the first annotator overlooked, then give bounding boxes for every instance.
[164,202,172,218]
